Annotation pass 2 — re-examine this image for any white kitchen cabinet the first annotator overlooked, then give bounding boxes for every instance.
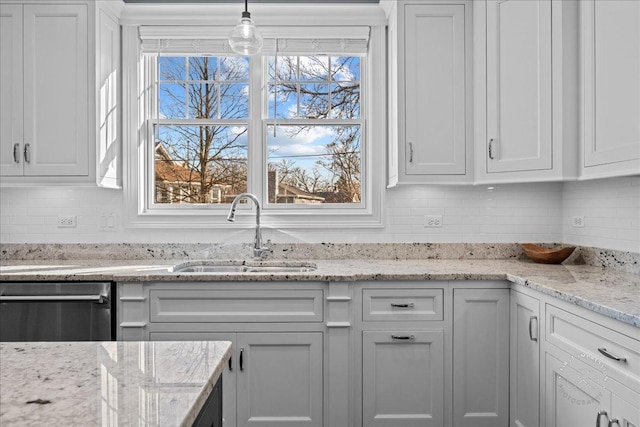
[356,283,448,427]
[0,3,88,178]
[611,392,640,427]
[387,0,473,185]
[119,282,326,427]
[452,288,509,427]
[0,4,23,176]
[118,279,639,427]
[236,332,323,427]
[486,0,552,174]
[510,290,541,427]
[581,0,640,179]
[544,301,640,427]
[0,1,122,186]
[474,0,579,183]
[362,330,445,427]
[151,331,323,427]
[544,347,612,427]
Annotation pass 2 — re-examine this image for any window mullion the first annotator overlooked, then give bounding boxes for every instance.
[249,55,264,203]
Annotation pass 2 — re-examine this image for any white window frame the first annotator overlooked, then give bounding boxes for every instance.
[123,23,385,229]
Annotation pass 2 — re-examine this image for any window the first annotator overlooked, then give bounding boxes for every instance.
[124,25,385,228]
[267,55,362,205]
[154,56,249,205]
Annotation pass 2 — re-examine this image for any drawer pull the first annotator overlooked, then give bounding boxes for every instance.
[608,419,620,427]
[596,410,609,427]
[239,347,244,371]
[598,347,627,363]
[390,303,415,309]
[528,316,538,342]
[228,356,232,372]
[391,334,415,341]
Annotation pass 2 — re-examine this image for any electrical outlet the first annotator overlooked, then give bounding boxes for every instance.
[572,216,585,228]
[57,215,77,228]
[424,215,443,228]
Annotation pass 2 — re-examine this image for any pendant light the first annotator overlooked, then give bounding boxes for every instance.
[228,0,263,56]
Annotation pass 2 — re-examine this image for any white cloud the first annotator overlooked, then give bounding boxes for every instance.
[269,143,326,157]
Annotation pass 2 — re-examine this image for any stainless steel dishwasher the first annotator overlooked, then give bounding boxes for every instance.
[0,282,114,342]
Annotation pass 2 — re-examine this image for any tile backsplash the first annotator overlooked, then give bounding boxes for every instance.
[563,176,640,253]
[0,182,562,244]
[0,177,637,253]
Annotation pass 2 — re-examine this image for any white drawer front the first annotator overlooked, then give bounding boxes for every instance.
[546,304,640,392]
[150,289,324,323]
[363,288,444,321]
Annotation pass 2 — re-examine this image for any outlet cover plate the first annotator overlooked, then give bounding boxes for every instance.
[57,215,77,228]
[424,215,443,228]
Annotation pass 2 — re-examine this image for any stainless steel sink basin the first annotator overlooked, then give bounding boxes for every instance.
[170,261,317,273]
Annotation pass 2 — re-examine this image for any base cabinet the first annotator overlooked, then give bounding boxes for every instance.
[236,332,323,427]
[361,330,445,427]
[119,281,639,427]
[544,348,612,427]
[452,288,509,427]
[611,393,640,427]
[151,332,323,427]
[510,290,541,427]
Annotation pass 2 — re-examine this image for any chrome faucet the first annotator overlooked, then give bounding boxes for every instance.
[227,193,270,259]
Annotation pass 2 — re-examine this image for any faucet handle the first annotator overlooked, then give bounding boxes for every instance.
[253,246,273,259]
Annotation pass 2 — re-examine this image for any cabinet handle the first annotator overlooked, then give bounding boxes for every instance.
[409,142,414,163]
[13,143,20,164]
[239,347,244,371]
[488,138,495,159]
[598,347,627,363]
[596,410,609,427]
[391,334,415,341]
[228,355,232,371]
[23,143,31,164]
[390,302,414,308]
[608,420,620,427]
[528,316,538,342]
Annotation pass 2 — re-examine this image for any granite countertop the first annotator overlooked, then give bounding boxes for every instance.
[0,340,232,427]
[1,258,639,327]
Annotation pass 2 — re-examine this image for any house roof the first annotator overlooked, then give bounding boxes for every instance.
[278,182,325,201]
[155,160,201,183]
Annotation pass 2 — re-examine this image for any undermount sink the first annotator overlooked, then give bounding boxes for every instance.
[170,261,317,274]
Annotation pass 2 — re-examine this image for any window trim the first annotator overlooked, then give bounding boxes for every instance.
[123,25,385,229]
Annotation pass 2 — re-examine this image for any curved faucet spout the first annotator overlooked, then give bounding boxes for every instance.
[227,193,269,259]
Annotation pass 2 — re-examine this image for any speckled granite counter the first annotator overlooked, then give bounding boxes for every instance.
[0,340,231,427]
[1,258,639,327]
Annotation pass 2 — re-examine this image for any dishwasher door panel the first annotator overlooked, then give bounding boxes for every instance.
[0,282,113,342]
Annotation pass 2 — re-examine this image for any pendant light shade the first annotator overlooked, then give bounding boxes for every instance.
[228,0,263,55]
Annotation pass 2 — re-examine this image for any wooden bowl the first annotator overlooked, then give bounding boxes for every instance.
[521,244,576,264]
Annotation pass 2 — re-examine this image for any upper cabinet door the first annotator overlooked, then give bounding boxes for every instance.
[23,4,88,176]
[0,5,23,177]
[486,0,553,173]
[582,0,640,171]
[404,4,467,176]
